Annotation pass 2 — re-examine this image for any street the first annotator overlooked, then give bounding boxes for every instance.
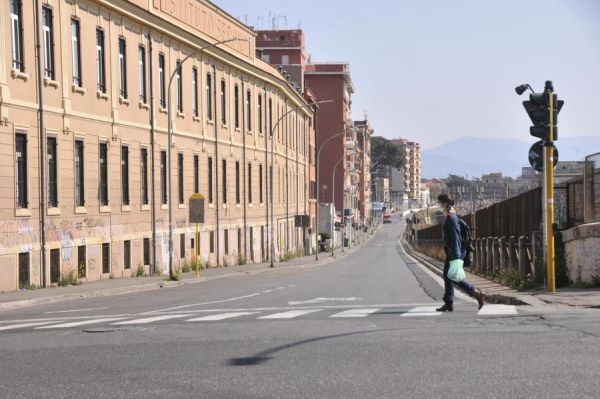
[1,218,599,399]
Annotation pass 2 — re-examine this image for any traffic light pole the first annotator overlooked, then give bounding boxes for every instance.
[544,91,556,293]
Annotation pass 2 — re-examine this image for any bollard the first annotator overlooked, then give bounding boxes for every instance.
[480,238,487,273]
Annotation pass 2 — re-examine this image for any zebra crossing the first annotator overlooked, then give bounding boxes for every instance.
[0,305,519,332]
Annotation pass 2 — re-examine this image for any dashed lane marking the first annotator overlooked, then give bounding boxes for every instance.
[478,305,517,316]
[401,306,441,317]
[0,321,60,331]
[36,317,126,329]
[258,309,323,319]
[330,308,381,318]
[186,312,258,322]
[113,314,193,325]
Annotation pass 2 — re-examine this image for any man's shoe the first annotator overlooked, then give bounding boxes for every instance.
[473,289,485,310]
[436,303,453,312]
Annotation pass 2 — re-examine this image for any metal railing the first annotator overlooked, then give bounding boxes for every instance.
[584,152,600,223]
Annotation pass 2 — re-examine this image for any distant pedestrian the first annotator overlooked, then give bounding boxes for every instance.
[436,194,484,312]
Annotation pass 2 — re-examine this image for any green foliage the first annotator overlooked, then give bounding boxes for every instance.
[58,270,81,287]
[181,259,193,273]
[167,271,182,281]
[279,251,296,262]
[20,283,39,290]
[370,136,405,174]
[572,275,600,289]
[78,262,86,279]
[237,253,247,266]
[135,264,146,277]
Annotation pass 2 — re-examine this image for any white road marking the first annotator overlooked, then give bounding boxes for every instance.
[142,293,261,314]
[330,308,381,318]
[287,285,296,287]
[262,290,273,293]
[0,321,59,331]
[45,307,108,314]
[186,312,258,322]
[276,287,286,290]
[113,314,193,325]
[259,309,322,319]
[401,306,441,317]
[36,317,126,329]
[288,297,362,305]
[478,305,517,316]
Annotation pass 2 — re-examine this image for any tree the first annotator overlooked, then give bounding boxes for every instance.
[370,136,405,174]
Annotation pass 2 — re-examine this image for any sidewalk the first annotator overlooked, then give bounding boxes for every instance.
[402,239,600,309]
[0,235,371,312]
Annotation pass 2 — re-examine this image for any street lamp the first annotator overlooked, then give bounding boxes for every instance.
[315,130,349,261]
[167,37,247,279]
[268,100,332,268]
[331,157,344,256]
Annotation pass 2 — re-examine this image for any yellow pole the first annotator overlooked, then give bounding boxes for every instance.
[195,223,200,277]
[546,93,556,293]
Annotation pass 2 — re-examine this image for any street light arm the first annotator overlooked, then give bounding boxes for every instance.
[270,100,332,138]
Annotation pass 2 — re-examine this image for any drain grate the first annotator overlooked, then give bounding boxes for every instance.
[82,326,144,333]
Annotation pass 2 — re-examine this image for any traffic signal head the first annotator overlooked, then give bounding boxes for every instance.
[522,92,564,141]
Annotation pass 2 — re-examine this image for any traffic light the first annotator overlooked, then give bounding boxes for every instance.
[522,92,564,141]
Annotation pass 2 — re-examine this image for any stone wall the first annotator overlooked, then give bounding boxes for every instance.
[562,222,600,283]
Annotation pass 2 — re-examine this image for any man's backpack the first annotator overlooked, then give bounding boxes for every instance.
[458,218,475,267]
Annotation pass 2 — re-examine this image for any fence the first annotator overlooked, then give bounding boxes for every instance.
[411,188,542,277]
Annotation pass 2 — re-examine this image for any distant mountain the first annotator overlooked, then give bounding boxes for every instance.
[421,135,600,179]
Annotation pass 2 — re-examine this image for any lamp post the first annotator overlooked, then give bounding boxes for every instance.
[268,100,332,268]
[331,157,344,256]
[315,130,348,261]
[167,37,246,279]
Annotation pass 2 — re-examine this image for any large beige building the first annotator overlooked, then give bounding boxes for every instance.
[0,0,314,291]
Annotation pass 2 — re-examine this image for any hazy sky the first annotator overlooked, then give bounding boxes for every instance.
[216,0,600,149]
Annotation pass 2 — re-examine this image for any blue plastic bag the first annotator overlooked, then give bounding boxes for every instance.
[447,259,465,283]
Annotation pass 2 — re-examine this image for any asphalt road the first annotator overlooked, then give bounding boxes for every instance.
[1,216,599,398]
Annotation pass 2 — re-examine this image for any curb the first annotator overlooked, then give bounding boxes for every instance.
[0,231,378,312]
[400,238,537,307]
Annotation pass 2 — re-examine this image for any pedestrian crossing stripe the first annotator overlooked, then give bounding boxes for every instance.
[0,305,519,331]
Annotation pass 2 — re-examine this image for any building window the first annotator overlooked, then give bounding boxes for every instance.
[47,137,58,208]
[143,238,150,266]
[77,245,86,278]
[178,153,184,204]
[234,84,239,128]
[176,60,182,112]
[194,155,199,193]
[281,55,289,65]
[42,6,55,80]
[140,148,148,205]
[235,161,240,204]
[248,163,252,204]
[208,157,213,203]
[192,67,198,117]
[71,18,82,86]
[206,73,213,120]
[246,90,252,131]
[209,231,215,253]
[158,53,165,108]
[121,146,129,205]
[15,132,27,209]
[75,140,85,206]
[102,243,110,274]
[99,142,108,205]
[180,234,185,259]
[96,28,106,93]
[118,37,127,98]
[221,79,226,124]
[18,252,29,288]
[237,228,242,257]
[160,150,167,205]
[10,0,24,71]
[224,229,229,255]
[138,45,146,103]
[222,159,227,204]
[258,94,263,133]
[259,164,264,204]
[124,240,131,270]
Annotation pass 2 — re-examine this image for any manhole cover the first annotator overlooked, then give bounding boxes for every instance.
[82,326,144,333]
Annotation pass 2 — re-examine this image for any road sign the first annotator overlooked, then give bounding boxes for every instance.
[189,193,205,223]
[528,141,558,173]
